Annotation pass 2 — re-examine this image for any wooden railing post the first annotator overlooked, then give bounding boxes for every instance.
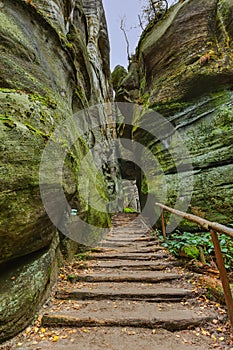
[210,229,233,332]
[161,208,166,241]
[155,202,233,334]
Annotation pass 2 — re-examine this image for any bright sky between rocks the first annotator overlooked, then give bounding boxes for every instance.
[102,0,177,71]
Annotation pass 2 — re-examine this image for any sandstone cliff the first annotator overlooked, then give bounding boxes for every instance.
[115,0,233,230]
[0,0,116,342]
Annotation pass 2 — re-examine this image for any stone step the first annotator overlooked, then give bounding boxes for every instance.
[42,299,213,331]
[88,252,170,261]
[98,245,163,254]
[101,237,155,242]
[26,327,214,350]
[98,243,132,248]
[56,284,194,302]
[67,271,181,283]
[93,260,178,271]
[105,234,156,242]
[42,313,213,331]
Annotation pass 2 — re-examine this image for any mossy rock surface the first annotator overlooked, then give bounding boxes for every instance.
[116,0,233,230]
[0,234,61,342]
[0,0,118,342]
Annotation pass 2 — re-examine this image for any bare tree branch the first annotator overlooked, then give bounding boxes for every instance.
[138,15,144,31]
[120,17,131,63]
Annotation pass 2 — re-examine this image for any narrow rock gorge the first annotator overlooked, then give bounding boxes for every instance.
[1,0,233,344]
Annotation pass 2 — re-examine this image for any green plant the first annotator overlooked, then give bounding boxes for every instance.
[159,230,233,270]
[74,253,89,261]
[123,207,137,213]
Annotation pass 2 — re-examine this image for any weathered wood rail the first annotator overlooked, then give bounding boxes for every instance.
[156,202,233,332]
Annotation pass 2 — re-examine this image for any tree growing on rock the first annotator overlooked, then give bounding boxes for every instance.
[138,0,182,29]
[138,0,168,29]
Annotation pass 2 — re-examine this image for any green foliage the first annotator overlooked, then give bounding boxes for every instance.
[111,65,128,92]
[160,230,233,270]
[74,253,89,261]
[123,207,137,213]
[182,245,200,259]
[139,0,169,30]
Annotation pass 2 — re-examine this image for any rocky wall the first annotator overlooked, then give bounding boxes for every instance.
[0,0,117,342]
[115,0,233,230]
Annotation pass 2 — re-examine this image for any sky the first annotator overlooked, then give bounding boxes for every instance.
[102,0,176,71]
[102,0,142,70]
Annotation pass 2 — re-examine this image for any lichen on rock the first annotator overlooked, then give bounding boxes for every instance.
[0,0,118,342]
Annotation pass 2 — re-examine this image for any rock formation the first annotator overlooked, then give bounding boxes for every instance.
[115,0,233,230]
[0,0,117,342]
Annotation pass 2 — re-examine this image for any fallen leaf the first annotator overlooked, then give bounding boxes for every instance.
[33,327,39,333]
[25,327,31,334]
[82,329,89,333]
[52,335,59,342]
[201,328,210,336]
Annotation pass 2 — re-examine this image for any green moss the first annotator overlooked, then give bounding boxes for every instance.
[0,12,34,52]
[0,88,19,94]
[74,253,90,261]
[74,87,89,109]
[141,177,148,195]
[28,94,57,109]
[65,42,73,49]
[152,101,191,115]
[139,76,146,91]
[216,0,231,49]
[24,123,50,139]
[2,119,16,128]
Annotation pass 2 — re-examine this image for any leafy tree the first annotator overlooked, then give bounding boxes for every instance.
[138,0,169,29]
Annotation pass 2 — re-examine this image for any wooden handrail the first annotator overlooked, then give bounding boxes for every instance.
[155,202,233,238]
[155,202,233,332]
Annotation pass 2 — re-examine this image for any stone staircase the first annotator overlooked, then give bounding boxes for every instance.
[6,214,226,349]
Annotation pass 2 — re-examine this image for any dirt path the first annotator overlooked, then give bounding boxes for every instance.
[1,214,231,349]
